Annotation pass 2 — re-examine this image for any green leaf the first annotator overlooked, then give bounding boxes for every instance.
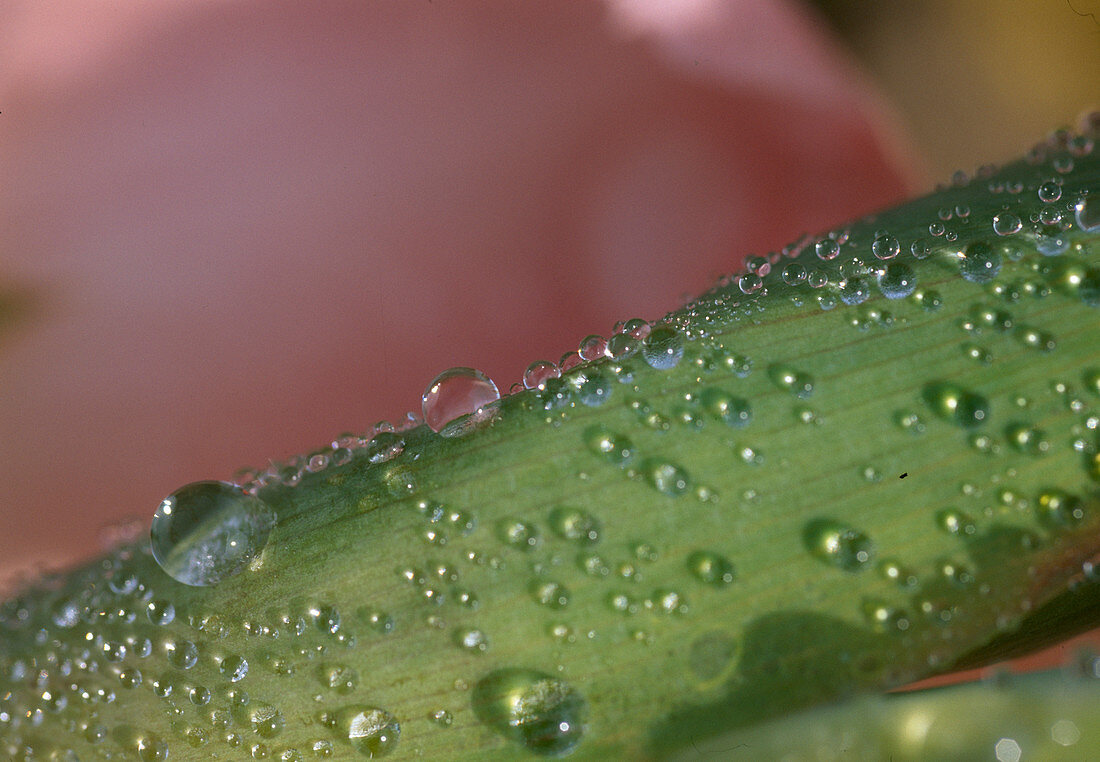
[1,125,1098,760]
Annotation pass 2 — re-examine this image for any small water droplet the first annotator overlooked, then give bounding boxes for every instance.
[548,507,600,544]
[219,654,249,683]
[642,459,690,496]
[454,628,489,653]
[992,212,1023,236]
[335,705,400,757]
[815,238,840,260]
[1076,196,1100,232]
[641,326,685,370]
[150,481,276,587]
[877,263,916,299]
[922,381,990,428]
[318,663,358,694]
[422,367,500,434]
[803,519,874,571]
[687,551,735,586]
[524,361,561,390]
[583,424,634,465]
[958,241,1002,283]
[871,234,900,260]
[768,364,814,398]
[365,432,404,464]
[1038,181,1062,203]
[1005,422,1050,455]
[935,508,976,536]
[471,669,585,756]
[530,580,570,609]
[1037,489,1086,528]
[578,335,608,361]
[781,263,807,285]
[697,387,752,428]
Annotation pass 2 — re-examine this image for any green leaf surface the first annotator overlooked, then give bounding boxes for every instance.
[1,125,1098,760]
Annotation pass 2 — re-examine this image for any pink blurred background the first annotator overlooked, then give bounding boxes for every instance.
[0,0,1096,675]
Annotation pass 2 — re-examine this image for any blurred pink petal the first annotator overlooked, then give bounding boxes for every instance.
[0,0,916,580]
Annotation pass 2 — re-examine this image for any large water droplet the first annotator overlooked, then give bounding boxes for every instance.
[922,381,990,428]
[472,669,585,756]
[422,367,500,434]
[150,481,276,587]
[335,705,400,757]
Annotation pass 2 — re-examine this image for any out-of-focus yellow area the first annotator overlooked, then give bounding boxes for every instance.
[813,0,1100,185]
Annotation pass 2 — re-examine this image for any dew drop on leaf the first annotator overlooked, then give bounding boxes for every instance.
[471,668,585,756]
[334,705,400,757]
[150,481,276,587]
[422,367,500,433]
[803,519,875,571]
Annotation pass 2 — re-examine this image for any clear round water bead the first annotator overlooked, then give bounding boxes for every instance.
[150,480,276,587]
[421,366,500,433]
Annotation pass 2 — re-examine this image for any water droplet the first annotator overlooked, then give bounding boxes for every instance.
[737,273,763,294]
[606,333,639,360]
[318,663,358,694]
[238,700,285,738]
[421,367,500,434]
[524,361,561,391]
[958,241,1002,283]
[454,628,489,653]
[530,580,570,609]
[835,276,869,305]
[578,335,607,362]
[697,387,752,428]
[570,368,614,407]
[871,234,900,260]
[496,518,540,552]
[992,211,1023,236]
[1076,196,1100,232]
[768,364,814,398]
[815,238,840,260]
[150,481,276,587]
[471,669,585,756]
[335,705,400,757]
[877,263,916,299]
[687,551,735,586]
[583,425,634,465]
[1005,423,1050,455]
[935,508,976,536]
[365,432,404,464]
[1037,489,1086,528]
[1038,181,1062,203]
[429,709,454,728]
[803,519,874,571]
[922,382,990,428]
[642,459,690,496]
[960,342,992,365]
[219,654,249,683]
[548,507,600,544]
[641,326,684,370]
[781,263,807,285]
